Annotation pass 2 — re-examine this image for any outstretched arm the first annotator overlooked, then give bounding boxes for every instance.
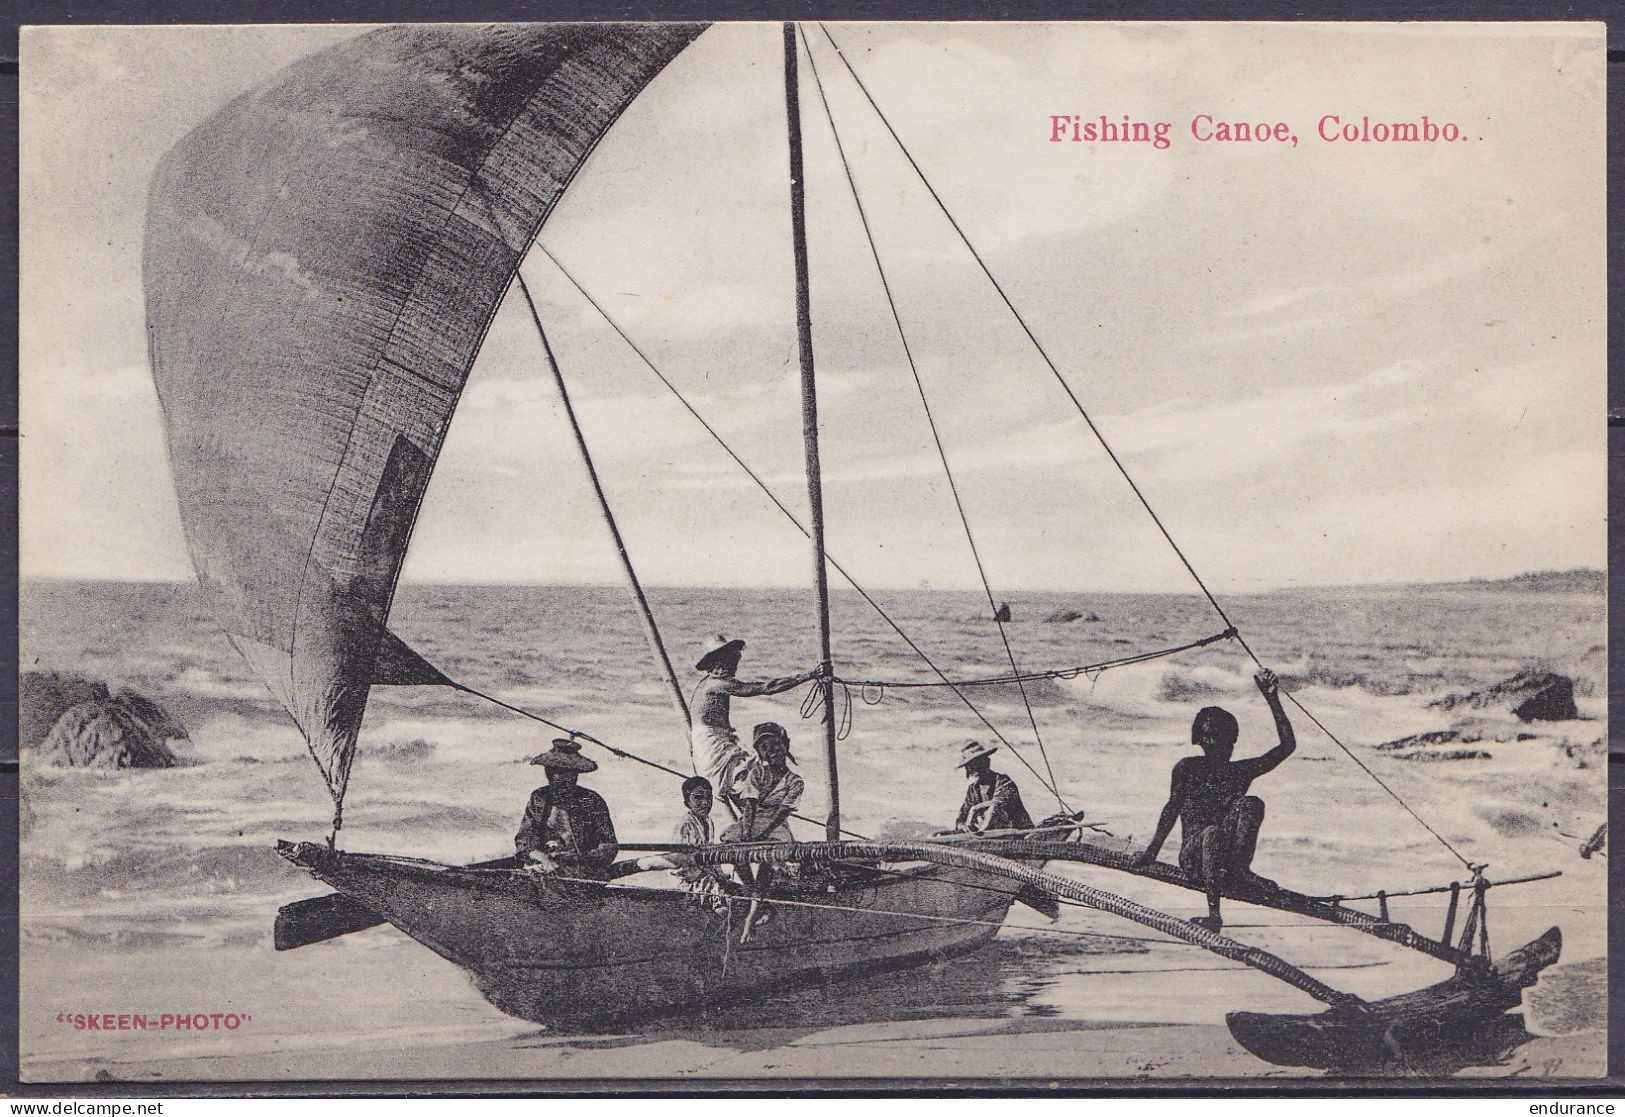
[726,667,819,699]
[1248,668,1296,775]
[1136,764,1188,865]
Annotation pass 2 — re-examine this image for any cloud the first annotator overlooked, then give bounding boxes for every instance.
[19,23,1606,589]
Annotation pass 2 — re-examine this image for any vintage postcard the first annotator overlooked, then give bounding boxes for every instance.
[17,20,1606,1083]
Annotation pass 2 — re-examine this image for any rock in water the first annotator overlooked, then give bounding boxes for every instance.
[111,690,190,742]
[1043,609,1101,623]
[993,602,1012,622]
[1390,747,1493,762]
[1512,676,1579,722]
[1375,728,1479,751]
[1429,669,1579,721]
[39,697,182,769]
[19,671,111,749]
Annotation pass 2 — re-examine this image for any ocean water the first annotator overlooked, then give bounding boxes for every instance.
[18,578,1608,1079]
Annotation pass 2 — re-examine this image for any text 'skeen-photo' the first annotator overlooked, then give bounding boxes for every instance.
[17,20,1606,1084]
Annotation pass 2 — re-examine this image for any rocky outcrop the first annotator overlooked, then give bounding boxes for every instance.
[1043,609,1101,624]
[38,694,188,769]
[1511,676,1580,722]
[1375,728,1480,751]
[1429,669,1579,722]
[19,671,112,750]
[1390,747,1492,762]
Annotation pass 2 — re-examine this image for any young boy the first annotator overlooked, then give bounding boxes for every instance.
[1136,668,1295,930]
[670,775,732,896]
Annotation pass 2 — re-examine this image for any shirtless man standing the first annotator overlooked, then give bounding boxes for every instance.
[1136,668,1295,931]
[689,637,819,792]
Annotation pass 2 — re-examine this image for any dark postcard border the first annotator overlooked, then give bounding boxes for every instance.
[1,0,1618,1098]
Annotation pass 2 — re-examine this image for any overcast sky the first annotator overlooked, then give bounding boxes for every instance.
[19,21,1605,591]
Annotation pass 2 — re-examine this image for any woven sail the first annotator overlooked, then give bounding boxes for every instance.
[144,23,707,809]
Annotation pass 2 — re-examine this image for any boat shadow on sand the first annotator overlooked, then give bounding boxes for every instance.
[508,938,1085,1054]
[505,939,1549,1078]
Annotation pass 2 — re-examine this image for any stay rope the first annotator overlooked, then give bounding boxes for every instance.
[531,243,1068,806]
[836,627,1236,692]
[799,27,1065,813]
[810,23,1472,873]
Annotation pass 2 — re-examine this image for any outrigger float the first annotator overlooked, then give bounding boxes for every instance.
[144,21,1563,1071]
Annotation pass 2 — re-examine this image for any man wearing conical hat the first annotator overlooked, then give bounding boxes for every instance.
[954,739,1034,834]
[514,737,619,879]
[690,636,819,791]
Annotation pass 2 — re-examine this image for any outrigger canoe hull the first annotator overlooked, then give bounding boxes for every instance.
[280,841,1026,1027]
[1226,926,1562,1071]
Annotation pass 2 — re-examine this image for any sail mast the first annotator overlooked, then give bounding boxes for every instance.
[515,272,692,732]
[783,21,840,843]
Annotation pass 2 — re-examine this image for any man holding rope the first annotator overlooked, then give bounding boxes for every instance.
[690,637,819,790]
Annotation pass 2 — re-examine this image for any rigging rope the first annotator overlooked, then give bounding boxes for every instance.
[559,872,1188,949]
[537,873,1404,967]
[531,243,1068,805]
[1276,689,1471,869]
[512,269,692,734]
[798,27,1064,812]
[444,679,872,841]
[1305,869,1559,905]
[837,628,1235,691]
[810,23,1472,872]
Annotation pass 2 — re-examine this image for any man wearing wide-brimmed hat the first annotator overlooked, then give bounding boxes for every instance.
[514,737,619,878]
[954,739,1034,834]
[689,636,819,791]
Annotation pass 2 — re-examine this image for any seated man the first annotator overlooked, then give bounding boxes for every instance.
[514,737,619,879]
[1135,668,1295,931]
[955,739,1034,834]
[722,722,804,844]
[721,723,804,916]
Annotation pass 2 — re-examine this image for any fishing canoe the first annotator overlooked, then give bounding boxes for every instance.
[149,19,1570,1066]
[279,840,1027,1026]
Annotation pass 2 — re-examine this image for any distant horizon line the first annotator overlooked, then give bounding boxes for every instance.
[18,567,1606,596]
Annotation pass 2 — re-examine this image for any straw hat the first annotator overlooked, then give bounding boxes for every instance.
[528,737,598,773]
[695,636,746,673]
[956,739,999,768]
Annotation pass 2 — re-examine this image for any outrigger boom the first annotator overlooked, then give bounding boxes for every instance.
[963,839,1560,975]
